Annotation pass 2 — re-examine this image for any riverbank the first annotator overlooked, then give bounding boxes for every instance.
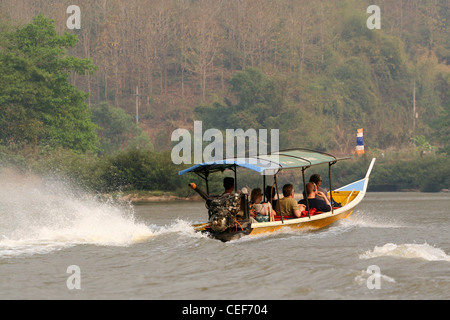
[1,147,449,197]
[109,188,450,204]
[109,190,202,203]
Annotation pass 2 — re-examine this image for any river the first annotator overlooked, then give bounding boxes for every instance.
[0,176,449,301]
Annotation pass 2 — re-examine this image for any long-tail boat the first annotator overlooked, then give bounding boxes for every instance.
[179,149,376,242]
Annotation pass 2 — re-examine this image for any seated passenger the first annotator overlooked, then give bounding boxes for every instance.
[250,188,275,222]
[309,174,330,202]
[278,184,306,218]
[265,185,278,210]
[298,182,331,212]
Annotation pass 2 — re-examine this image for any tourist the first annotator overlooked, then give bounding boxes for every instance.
[250,188,276,222]
[278,184,306,218]
[309,173,330,201]
[299,182,331,212]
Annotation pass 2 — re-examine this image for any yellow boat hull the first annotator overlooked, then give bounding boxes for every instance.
[249,189,362,236]
[192,158,376,241]
[249,207,354,236]
[194,188,365,241]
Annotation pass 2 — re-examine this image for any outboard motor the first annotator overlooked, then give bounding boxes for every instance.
[208,193,241,232]
[188,183,248,233]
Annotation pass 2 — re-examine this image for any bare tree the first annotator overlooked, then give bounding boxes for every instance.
[183,0,222,101]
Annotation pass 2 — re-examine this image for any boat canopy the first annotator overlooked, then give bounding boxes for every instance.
[178,148,344,176]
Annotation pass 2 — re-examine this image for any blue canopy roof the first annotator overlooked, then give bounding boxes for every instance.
[178,149,341,176]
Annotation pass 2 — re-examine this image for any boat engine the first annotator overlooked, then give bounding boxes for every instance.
[208,193,241,232]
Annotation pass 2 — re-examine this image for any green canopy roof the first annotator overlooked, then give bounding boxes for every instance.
[258,149,338,168]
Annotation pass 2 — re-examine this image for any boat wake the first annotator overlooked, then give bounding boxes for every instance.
[359,243,450,262]
[345,210,403,229]
[148,219,209,240]
[0,169,156,258]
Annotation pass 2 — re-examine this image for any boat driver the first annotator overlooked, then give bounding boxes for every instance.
[221,177,235,195]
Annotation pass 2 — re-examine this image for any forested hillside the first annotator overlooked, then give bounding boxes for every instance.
[1,0,448,154]
[0,1,449,193]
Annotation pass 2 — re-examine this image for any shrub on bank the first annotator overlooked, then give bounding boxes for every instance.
[321,154,449,192]
[1,146,448,194]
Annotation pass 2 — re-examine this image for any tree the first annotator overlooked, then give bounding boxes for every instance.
[183,0,222,101]
[195,67,287,145]
[91,102,133,153]
[0,14,99,152]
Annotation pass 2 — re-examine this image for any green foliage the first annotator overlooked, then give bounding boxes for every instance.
[230,67,284,111]
[1,143,448,195]
[95,149,184,192]
[430,72,450,153]
[0,14,98,152]
[0,5,449,195]
[413,135,435,154]
[0,145,27,169]
[330,154,450,192]
[91,102,153,154]
[194,4,425,151]
[31,147,101,189]
[195,68,285,131]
